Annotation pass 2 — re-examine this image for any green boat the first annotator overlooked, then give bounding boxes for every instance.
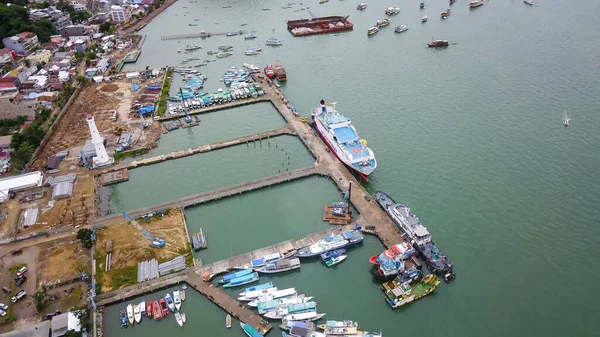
[384,274,440,308]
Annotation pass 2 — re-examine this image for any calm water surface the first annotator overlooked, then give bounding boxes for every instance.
[110,0,600,336]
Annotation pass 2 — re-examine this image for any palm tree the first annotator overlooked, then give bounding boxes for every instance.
[76,75,88,85]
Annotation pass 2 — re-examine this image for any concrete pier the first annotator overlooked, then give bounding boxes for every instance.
[105,126,294,172]
[158,96,270,121]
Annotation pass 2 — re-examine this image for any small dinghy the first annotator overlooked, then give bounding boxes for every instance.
[325,254,347,267]
[226,314,232,328]
[182,313,187,324]
[175,312,183,327]
[422,15,428,22]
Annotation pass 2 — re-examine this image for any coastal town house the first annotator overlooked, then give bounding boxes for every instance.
[2,33,40,56]
[70,1,88,11]
[0,92,37,121]
[25,49,52,67]
[110,5,131,22]
[29,7,73,33]
[0,48,15,67]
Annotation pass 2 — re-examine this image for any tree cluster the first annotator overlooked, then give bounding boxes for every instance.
[76,228,95,249]
[0,4,56,47]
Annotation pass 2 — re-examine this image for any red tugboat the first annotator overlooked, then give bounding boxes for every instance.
[428,39,449,48]
[264,65,275,79]
[273,63,287,81]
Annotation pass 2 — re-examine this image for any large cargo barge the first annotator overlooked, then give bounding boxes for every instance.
[287,16,354,37]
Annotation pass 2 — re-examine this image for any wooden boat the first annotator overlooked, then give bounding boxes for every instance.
[173,290,181,311]
[325,254,347,267]
[160,298,169,316]
[317,320,359,335]
[153,301,162,320]
[255,258,299,273]
[175,312,184,327]
[384,274,440,308]
[217,52,232,58]
[273,63,287,82]
[241,321,264,337]
[126,304,134,325]
[223,272,259,288]
[469,0,484,8]
[367,27,378,36]
[146,301,152,318]
[428,39,449,48]
[180,290,186,301]
[134,303,141,323]
[226,314,232,328]
[376,18,390,27]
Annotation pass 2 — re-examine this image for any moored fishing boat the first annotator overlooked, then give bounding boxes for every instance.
[174,312,183,327]
[372,258,404,280]
[420,1,425,9]
[257,295,314,314]
[382,267,423,289]
[255,258,300,273]
[237,287,279,301]
[449,0,456,4]
[274,63,287,81]
[280,320,315,331]
[369,242,416,264]
[284,311,326,322]
[219,269,254,284]
[375,191,455,282]
[264,65,276,79]
[376,18,390,27]
[226,314,232,328]
[239,282,275,296]
[134,303,141,323]
[146,301,152,318]
[160,298,169,316]
[139,300,146,317]
[264,301,318,319]
[394,25,408,33]
[248,288,298,307]
[296,230,364,257]
[384,274,440,308]
[126,304,134,326]
[153,301,162,320]
[266,38,282,46]
[184,44,201,51]
[245,33,258,40]
[180,290,186,301]
[120,308,127,328]
[523,0,533,5]
[441,8,451,18]
[325,254,347,267]
[173,290,181,311]
[469,0,484,8]
[245,49,261,55]
[223,272,260,288]
[182,313,186,324]
[311,101,377,180]
[217,52,232,58]
[320,249,346,261]
[367,27,378,35]
[218,45,233,51]
[384,7,400,16]
[317,320,359,335]
[240,321,264,337]
[356,2,367,10]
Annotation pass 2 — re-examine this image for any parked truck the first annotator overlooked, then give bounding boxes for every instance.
[11,290,26,303]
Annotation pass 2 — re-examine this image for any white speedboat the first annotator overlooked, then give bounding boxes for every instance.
[295,230,363,258]
[175,311,183,327]
[284,311,326,322]
[134,303,141,323]
[248,288,297,307]
[357,2,367,10]
[180,290,186,301]
[126,304,134,326]
[384,7,400,15]
[394,25,409,33]
[422,15,428,22]
[165,293,175,312]
[367,27,378,35]
[173,290,181,311]
[325,254,347,267]
[237,287,278,301]
[182,313,186,323]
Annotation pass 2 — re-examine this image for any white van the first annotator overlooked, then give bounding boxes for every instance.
[16,266,27,277]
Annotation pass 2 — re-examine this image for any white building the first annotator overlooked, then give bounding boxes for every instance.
[110,5,131,23]
[0,171,43,203]
[69,1,88,11]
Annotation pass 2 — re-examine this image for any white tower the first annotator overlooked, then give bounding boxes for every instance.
[86,115,112,168]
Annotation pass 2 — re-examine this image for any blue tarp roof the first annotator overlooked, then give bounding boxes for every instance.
[136,106,155,114]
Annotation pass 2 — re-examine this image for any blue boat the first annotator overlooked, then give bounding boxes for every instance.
[240,321,264,337]
[223,272,259,288]
[319,248,346,261]
[240,282,274,296]
[218,269,253,284]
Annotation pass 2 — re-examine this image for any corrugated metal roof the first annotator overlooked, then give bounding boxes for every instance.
[46,173,76,186]
[52,181,73,199]
[22,208,38,228]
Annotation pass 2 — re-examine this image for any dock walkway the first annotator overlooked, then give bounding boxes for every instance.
[106,126,294,172]
[158,96,269,121]
[160,30,245,40]
[95,166,321,223]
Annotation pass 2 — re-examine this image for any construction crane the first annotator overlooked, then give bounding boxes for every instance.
[179,87,192,123]
[121,212,165,248]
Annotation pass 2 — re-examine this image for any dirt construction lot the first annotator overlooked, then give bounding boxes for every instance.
[94,208,190,292]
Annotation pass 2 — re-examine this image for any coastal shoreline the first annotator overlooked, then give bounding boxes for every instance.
[126,0,178,35]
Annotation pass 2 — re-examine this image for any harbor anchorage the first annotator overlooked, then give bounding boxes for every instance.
[95,73,455,336]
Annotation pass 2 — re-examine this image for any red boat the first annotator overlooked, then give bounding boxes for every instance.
[159,298,169,317]
[274,63,287,81]
[369,242,416,265]
[264,65,275,79]
[153,301,162,320]
[146,301,152,318]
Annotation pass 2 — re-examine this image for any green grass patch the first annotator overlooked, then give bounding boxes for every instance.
[113,147,149,161]
[93,253,105,295]
[106,265,138,290]
[8,263,26,276]
[157,67,173,116]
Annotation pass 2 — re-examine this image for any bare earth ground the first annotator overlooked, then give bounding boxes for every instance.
[94,208,189,292]
[38,239,90,285]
